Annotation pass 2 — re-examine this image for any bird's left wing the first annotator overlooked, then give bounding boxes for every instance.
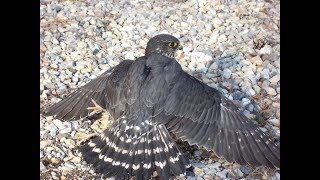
[142,55,280,168]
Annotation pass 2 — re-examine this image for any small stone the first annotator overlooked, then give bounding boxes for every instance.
[261,68,270,79]
[259,45,273,55]
[204,168,217,175]
[235,168,244,177]
[264,86,277,96]
[194,167,204,176]
[40,162,46,171]
[40,140,52,148]
[250,56,263,66]
[216,170,227,179]
[209,62,218,71]
[269,74,280,83]
[223,69,232,79]
[99,58,107,64]
[60,127,72,134]
[193,150,201,157]
[192,162,205,168]
[63,139,76,148]
[248,88,256,96]
[65,161,76,169]
[213,18,223,28]
[239,166,251,175]
[197,63,207,73]
[242,98,251,106]
[181,22,188,27]
[124,52,135,60]
[40,151,44,158]
[77,41,87,49]
[53,119,64,129]
[272,102,280,108]
[44,123,58,136]
[218,35,227,42]
[70,157,81,163]
[56,11,68,21]
[268,119,280,126]
[253,85,261,94]
[145,25,157,37]
[187,176,196,180]
[207,162,221,169]
[248,104,254,112]
[51,157,60,164]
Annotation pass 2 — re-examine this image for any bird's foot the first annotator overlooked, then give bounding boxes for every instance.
[75,132,99,146]
[87,99,107,115]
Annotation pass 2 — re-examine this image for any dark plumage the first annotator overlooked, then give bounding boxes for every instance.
[43,34,280,179]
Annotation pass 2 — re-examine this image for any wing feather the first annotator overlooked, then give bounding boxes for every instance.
[143,56,280,168]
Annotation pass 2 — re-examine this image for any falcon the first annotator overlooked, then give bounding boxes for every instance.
[43,34,280,179]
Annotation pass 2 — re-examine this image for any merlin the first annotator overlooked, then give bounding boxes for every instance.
[43,34,280,179]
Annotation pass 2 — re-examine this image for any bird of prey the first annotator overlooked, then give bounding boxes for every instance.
[43,34,280,179]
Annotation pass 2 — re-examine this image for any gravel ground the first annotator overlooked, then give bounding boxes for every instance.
[40,0,280,179]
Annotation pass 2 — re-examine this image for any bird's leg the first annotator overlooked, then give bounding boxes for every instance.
[76,99,113,145]
[74,100,104,145]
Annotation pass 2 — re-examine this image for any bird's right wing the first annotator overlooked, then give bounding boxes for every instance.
[43,60,133,121]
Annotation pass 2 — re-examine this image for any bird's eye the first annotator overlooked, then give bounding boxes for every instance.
[168,42,178,48]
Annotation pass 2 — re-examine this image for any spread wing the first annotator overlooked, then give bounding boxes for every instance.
[161,73,280,168]
[141,54,280,168]
[43,60,133,120]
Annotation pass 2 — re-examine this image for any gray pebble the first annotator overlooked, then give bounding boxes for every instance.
[259,45,273,55]
[207,162,221,169]
[248,88,256,96]
[204,168,217,175]
[99,58,107,64]
[65,161,76,169]
[235,168,244,177]
[264,86,277,96]
[261,68,270,79]
[192,162,205,168]
[193,150,202,157]
[223,68,232,79]
[145,25,157,37]
[268,118,280,127]
[60,126,72,134]
[203,174,213,180]
[40,151,44,158]
[53,119,64,129]
[187,176,196,180]
[276,172,280,179]
[239,166,251,175]
[40,162,47,171]
[44,123,58,136]
[241,98,251,106]
[216,170,228,179]
[248,104,254,112]
[269,74,280,84]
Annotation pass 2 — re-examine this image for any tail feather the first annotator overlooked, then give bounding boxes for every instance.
[79,123,190,179]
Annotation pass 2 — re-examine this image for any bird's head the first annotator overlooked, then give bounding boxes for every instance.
[145,34,183,58]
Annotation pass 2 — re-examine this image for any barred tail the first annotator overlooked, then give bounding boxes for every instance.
[79,124,190,180]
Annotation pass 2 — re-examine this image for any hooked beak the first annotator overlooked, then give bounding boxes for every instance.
[178,45,183,50]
